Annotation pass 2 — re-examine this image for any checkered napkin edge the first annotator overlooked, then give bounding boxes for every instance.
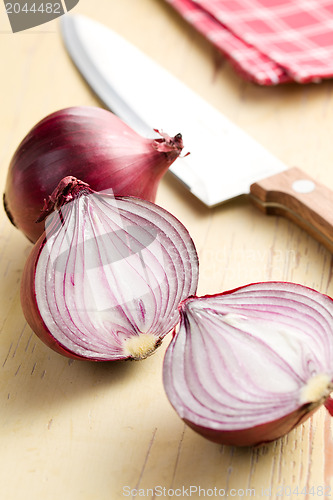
[165,0,333,85]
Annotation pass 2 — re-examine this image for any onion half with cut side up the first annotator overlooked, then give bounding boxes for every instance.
[163,282,333,446]
[20,177,199,361]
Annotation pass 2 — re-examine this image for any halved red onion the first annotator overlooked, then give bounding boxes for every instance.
[163,282,333,446]
[21,177,198,361]
[4,106,184,243]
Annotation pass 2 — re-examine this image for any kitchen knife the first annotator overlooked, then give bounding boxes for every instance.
[60,14,333,251]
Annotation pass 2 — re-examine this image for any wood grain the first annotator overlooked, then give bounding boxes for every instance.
[250,166,333,253]
[1,0,333,499]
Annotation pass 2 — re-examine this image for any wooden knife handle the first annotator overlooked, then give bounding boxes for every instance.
[249,167,333,252]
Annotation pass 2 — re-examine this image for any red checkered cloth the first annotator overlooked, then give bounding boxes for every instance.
[164,0,333,85]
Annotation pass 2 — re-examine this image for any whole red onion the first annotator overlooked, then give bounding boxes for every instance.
[163,282,333,446]
[21,177,199,361]
[3,106,184,243]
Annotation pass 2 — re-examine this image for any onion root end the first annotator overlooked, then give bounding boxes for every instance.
[124,333,161,360]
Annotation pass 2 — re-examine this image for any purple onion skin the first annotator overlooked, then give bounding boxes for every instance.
[184,406,319,447]
[4,106,183,243]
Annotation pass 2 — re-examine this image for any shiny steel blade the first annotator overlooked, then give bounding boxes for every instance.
[60,14,286,207]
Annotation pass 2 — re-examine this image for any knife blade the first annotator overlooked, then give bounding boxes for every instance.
[60,14,333,251]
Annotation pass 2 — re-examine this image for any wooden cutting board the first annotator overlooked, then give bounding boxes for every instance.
[1,0,333,498]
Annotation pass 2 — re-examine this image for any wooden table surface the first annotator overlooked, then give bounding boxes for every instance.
[1,1,333,499]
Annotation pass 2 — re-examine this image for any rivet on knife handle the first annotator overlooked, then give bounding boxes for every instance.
[249,167,333,252]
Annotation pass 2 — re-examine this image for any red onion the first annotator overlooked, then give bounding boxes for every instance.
[163,282,333,447]
[3,106,184,243]
[21,177,198,361]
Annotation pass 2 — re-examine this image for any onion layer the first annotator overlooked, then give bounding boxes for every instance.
[163,282,333,446]
[4,106,184,243]
[21,177,198,361]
